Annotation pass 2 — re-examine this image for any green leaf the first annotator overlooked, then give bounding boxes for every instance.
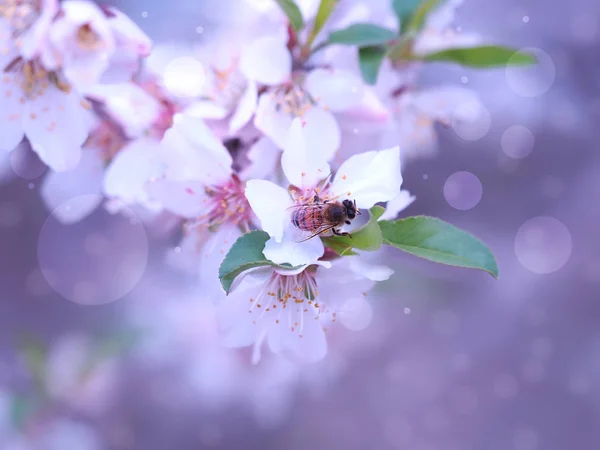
[379,216,499,278]
[328,23,397,46]
[10,395,39,430]
[422,45,537,67]
[275,0,304,31]
[219,231,296,294]
[401,0,442,35]
[323,206,385,254]
[358,45,387,85]
[307,0,339,48]
[391,0,422,32]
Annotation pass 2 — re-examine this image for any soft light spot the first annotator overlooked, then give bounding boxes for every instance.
[451,99,491,141]
[339,297,372,331]
[570,12,599,43]
[513,427,539,450]
[163,57,207,98]
[10,144,47,179]
[501,125,535,159]
[506,48,555,97]
[37,196,148,305]
[443,171,482,210]
[461,76,468,84]
[141,11,148,18]
[196,26,204,34]
[403,307,411,314]
[522,15,530,23]
[521,360,545,383]
[514,216,572,274]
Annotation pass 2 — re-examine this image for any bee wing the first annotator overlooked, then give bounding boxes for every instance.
[295,224,337,243]
[286,203,325,211]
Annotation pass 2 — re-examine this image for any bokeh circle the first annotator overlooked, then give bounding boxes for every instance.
[514,216,572,274]
[443,171,483,210]
[501,125,535,159]
[37,195,149,305]
[505,47,556,97]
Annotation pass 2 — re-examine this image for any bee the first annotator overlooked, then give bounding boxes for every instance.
[290,195,361,242]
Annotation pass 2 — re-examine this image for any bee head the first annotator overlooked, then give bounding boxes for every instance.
[342,199,358,219]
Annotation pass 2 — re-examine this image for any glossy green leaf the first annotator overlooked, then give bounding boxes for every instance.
[323,206,385,254]
[391,0,422,32]
[358,45,387,85]
[275,0,304,31]
[219,231,297,294]
[328,23,397,46]
[307,0,339,47]
[379,215,499,278]
[422,45,537,67]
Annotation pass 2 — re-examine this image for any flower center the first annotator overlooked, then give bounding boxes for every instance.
[138,79,180,139]
[273,84,314,117]
[85,121,127,162]
[0,0,41,36]
[76,23,102,50]
[247,270,335,337]
[187,175,252,232]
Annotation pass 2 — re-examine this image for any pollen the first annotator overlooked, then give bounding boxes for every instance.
[347,192,351,196]
[342,175,347,180]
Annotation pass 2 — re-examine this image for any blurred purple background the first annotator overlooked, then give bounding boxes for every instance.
[1,0,599,448]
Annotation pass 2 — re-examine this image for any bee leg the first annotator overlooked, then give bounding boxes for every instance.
[345,220,351,225]
[313,194,321,203]
[332,228,351,238]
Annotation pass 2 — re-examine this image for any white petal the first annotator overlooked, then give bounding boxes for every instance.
[239,36,291,85]
[198,224,243,297]
[0,73,25,151]
[184,101,229,120]
[281,118,330,188]
[341,87,391,124]
[412,86,480,121]
[240,137,281,181]
[332,146,402,209]
[145,179,208,218]
[305,68,364,112]
[263,226,324,266]
[162,114,232,184]
[19,0,58,59]
[106,6,152,56]
[229,80,257,134]
[24,86,90,172]
[300,106,341,163]
[346,255,394,281]
[41,149,104,223]
[244,179,293,242]
[254,93,292,149]
[103,138,165,205]
[267,309,327,364]
[378,190,416,221]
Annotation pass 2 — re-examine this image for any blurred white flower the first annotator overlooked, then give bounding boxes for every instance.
[246,129,401,266]
[218,254,392,363]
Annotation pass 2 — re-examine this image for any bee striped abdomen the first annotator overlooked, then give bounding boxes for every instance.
[292,206,325,231]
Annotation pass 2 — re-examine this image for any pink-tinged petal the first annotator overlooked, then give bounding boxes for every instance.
[305,68,364,112]
[342,87,391,124]
[24,86,90,172]
[245,179,293,242]
[378,190,416,221]
[103,137,165,206]
[41,149,104,224]
[85,83,161,138]
[240,137,281,181]
[163,114,232,184]
[263,226,324,266]
[0,73,25,151]
[254,93,292,149]
[332,146,402,209]
[184,101,229,120]
[281,118,330,188]
[239,36,291,85]
[105,6,152,56]
[301,106,341,163]
[145,179,208,218]
[19,0,59,59]
[229,80,258,134]
[346,255,394,281]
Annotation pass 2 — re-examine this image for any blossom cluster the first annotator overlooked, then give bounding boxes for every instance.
[2,0,509,365]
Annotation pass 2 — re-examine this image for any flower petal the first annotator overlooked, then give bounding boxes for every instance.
[184,101,229,120]
[263,225,324,267]
[239,36,291,85]
[103,137,165,206]
[281,118,330,188]
[229,80,257,134]
[19,0,58,59]
[241,137,282,181]
[301,106,341,163]
[254,93,292,149]
[145,179,209,218]
[0,73,25,151]
[378,190,416,221]
[105,6,152,56]
[40,149,104,223]
[332,146,402,209]
[245,179,293,242]
[305,68,364,112]
[24,86,90,172]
